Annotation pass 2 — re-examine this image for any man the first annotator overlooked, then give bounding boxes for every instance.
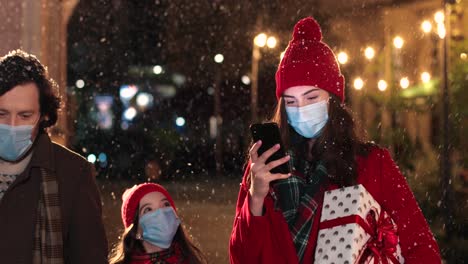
[0,50,108,263]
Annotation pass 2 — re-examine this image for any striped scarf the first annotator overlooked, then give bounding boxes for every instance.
[131,243,188,264]
[32,168,64,264]
[272,153,328,262]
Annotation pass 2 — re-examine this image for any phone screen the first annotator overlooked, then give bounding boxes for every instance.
[250,122,290,174]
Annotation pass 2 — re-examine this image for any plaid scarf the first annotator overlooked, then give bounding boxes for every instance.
[32,168,64,264]
[131,243,188,264]
[272,152,328,262]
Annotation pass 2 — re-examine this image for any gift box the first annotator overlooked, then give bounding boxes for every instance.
[314,184,404,264]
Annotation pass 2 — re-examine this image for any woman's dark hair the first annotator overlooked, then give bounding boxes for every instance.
[269,94,373,186]
[0,50,61,131]
[109,207,208,264]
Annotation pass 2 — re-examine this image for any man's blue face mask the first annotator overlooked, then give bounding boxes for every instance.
[0,119,38,162]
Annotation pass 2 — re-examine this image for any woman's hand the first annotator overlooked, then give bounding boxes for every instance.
[248,140,291,216]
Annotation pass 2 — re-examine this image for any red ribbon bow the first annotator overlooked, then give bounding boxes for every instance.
[320,208,400,264]
[359,208,400,264]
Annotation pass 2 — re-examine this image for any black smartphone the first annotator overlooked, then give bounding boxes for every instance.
[249,122,290,174]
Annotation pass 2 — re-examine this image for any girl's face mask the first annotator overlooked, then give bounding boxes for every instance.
[285,100,329,139]
[138,207,180,249]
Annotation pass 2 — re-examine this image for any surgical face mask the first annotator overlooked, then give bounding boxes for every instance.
[139,207,181,249]
[285,100,329,139]
[0,120,38,162]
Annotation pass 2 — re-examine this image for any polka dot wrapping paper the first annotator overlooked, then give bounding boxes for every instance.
[314,184,404,264]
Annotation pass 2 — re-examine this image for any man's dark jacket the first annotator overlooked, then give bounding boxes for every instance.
[0,133,108,263]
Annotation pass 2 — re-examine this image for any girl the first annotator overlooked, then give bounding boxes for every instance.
[229,17,441,264]
[110,183,207,264]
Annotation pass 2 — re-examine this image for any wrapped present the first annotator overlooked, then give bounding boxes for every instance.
[314,184,404,264]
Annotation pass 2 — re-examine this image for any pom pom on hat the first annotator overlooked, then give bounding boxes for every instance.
[276,17,345,102]
[293,17,322,42]
[121,183,176,228]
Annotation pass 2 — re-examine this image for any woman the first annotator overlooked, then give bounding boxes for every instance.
[110,183,207,264]
[229,17,441,264]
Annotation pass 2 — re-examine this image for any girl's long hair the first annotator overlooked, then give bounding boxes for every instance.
[268,95,373,186]
[109,209,207,264]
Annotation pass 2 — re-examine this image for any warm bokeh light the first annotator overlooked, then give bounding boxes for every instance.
[254,33,267,47]
[364,47,375,60]
[437,23,446,39]
[337,51,348,64]
[421,20,432,33]
[241,75,251,85]
[434,11,445,24]
[266,36,277,48]
[214,54,224,63]
[153,65,163,74]
[393,36,404,49]
[136,93,153,108]
[400,77,410,89]
[75,79,85,89]
[461,53,467,60]
[354,78,364,90]
[378,80,388,91]
[421,72,431,83]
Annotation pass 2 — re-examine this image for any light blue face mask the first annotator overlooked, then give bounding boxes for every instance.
[0,123,36,162]
[285,100,329,139]
[139,207,181,249]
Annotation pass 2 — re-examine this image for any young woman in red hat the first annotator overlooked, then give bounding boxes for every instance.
[229,17,441,264]
[109,183,207,264]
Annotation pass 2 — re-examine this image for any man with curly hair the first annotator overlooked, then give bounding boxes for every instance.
[0,50,108,263]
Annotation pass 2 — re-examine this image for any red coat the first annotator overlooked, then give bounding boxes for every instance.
[229,147,441,264]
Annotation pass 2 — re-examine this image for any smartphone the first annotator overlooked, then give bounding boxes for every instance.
[249,122,290,174]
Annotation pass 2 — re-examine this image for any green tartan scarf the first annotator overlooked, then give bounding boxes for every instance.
[272,152,328,262]
[32,168,64,264]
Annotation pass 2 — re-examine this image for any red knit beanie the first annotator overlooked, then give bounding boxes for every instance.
[275,17,345,102]
[121,183,177,228]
